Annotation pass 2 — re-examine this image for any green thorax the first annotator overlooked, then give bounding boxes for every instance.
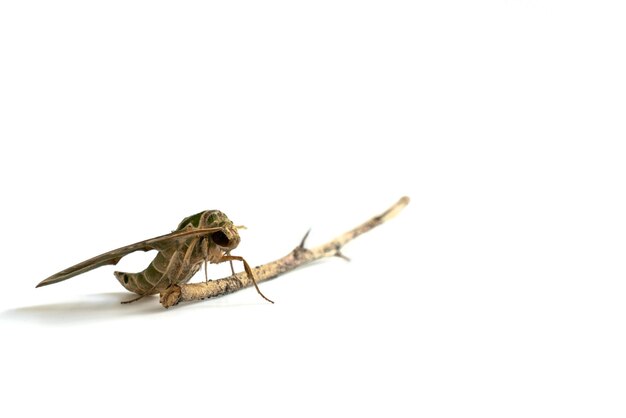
[176,210,232,230]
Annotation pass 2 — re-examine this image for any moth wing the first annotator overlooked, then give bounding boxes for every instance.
[36,227,224,288]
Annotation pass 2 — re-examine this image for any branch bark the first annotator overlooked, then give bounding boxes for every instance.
[159,196,410,308]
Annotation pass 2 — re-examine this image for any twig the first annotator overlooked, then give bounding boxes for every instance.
[159,196,410,308]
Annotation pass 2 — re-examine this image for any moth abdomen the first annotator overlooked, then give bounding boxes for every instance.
[114,271,155,295]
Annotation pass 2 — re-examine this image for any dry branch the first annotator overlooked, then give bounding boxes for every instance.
[159,196,410,308]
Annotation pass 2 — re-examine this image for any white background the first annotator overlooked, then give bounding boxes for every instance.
[0,1,625,417]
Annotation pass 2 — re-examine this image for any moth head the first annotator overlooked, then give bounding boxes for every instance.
[210,226,240,251]
[195,210,242,251]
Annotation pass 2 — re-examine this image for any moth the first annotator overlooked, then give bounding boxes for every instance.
[37,210,273,304]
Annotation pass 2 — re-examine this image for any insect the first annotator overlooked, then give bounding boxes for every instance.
[37,210,273,304]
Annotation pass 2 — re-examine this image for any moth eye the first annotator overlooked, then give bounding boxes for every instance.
[211,231,230,247]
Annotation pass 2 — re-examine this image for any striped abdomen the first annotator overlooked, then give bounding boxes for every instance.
[114,238,203,295]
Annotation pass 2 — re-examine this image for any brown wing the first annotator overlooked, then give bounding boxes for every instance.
[36,227,224,288]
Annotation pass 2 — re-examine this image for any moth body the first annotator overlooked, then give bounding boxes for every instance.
[38,210,242,296]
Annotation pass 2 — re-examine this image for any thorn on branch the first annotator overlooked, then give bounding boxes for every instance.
[335,250,350,262]
[298,228,311,249]
[293,229,313,260]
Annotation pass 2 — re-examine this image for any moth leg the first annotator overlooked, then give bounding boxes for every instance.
[226,251,236,276]
[121,294,146,304]
[202,242,234,283]
[202,237,209,284]
[219,255,274,304]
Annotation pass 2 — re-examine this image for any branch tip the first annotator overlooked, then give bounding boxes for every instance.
[380,196,410,222]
